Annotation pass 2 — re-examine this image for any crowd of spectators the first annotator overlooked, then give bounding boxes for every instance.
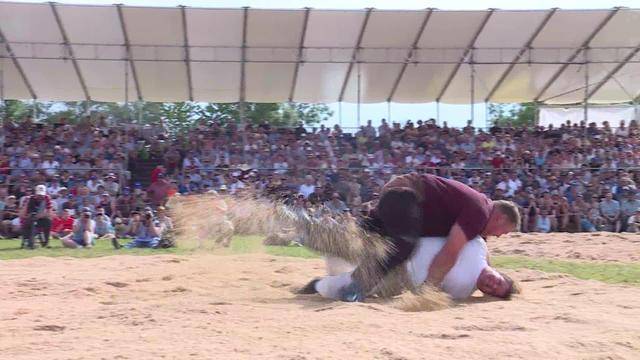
[155,118,640,234]
[1,114,640,249]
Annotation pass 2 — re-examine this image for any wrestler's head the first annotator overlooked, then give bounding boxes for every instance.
[476,267,520,299]
[482,200,521,238]
[376,187,422,238]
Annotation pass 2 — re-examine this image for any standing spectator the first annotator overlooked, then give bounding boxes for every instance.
[147,173,173,206]
[600,192,621,232]
[20,185,54,249]
[150,165,166,184]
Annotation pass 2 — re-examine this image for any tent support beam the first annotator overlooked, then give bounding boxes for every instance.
[533,7,620,102]
[436,9,494,103]
[180,5,194,102]
[584,50,589,122]
[0,27,36,99]
[239,6,248,122]
[116,4,142,101]
[50,2,91,102]
[288,7,311,102]
[586,42,640,101]
[484,8,557,102]
[386,8,433,102]
[338,7,373,102]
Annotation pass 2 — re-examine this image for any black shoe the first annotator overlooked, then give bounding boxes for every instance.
[298,278,320,294]
[111,237,122,250]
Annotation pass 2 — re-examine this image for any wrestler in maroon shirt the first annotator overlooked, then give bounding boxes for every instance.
[346,173,520,301]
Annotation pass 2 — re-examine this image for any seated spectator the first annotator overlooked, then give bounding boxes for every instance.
[535,209,553,233]
[103,174,120,196]
[1,195,20,237]
[155,206,175,248]
[626,209,640,233]
[298,175,316,199]
[155,206,173,233]
[113,208,161,249]
[619,189,640,232]
[94,207,115,240]
[588,199,604,231]
[324,192,348,215]
[600,192,621,232]
[61,207,95,249]
[114,217,129,238]
[51,209,75,238]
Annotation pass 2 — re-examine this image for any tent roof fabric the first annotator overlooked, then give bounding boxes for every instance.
[1,2,639,104]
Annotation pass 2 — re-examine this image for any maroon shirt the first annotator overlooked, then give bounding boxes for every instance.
[383,173,492,239]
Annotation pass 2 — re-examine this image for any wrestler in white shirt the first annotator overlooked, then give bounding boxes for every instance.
[311,236,515,300]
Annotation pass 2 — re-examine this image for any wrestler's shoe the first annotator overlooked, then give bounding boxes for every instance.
[297,278,320,294]
[338,282,365,302]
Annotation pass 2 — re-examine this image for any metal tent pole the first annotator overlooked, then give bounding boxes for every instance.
[583,49,589,123]
[0,60,4,123]
[356,61,361,128]
[470,63,475,125]
[387,101,391,123]
[436,101,440,126]
[124,60,129,121]
[338,101,342,126]
[484,101,488,129]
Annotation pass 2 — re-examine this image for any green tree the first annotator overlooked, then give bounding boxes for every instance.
[1,100,57,122]
[488,102,537,127]
[160,102,201,137]
[196,102,332,127]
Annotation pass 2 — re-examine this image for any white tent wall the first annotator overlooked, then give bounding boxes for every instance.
[539,105,637,127]
[1,3,640,105]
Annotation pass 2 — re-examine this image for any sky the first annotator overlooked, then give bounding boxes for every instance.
[8,0,637,129]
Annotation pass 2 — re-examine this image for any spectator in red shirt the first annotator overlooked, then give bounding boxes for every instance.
[147,173,174,207]
[150,165,166,184]
[51,209,75,238]
[491,151,506,169]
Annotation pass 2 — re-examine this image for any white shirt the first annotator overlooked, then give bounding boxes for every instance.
[406,237,488,299]
[317,236,488,300]
[298,184,316,198]
[41,160,60,176]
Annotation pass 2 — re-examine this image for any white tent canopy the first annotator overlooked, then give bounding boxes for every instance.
[1,2,639,104]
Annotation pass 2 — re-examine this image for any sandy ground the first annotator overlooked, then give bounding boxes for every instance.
[1,235,639,360]
[491,232,640,262]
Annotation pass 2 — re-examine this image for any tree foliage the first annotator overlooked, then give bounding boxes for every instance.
[488,102,538,128]
[1,100,333,138]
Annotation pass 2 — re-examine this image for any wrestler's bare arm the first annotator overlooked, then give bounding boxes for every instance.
[426,223,468,286]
